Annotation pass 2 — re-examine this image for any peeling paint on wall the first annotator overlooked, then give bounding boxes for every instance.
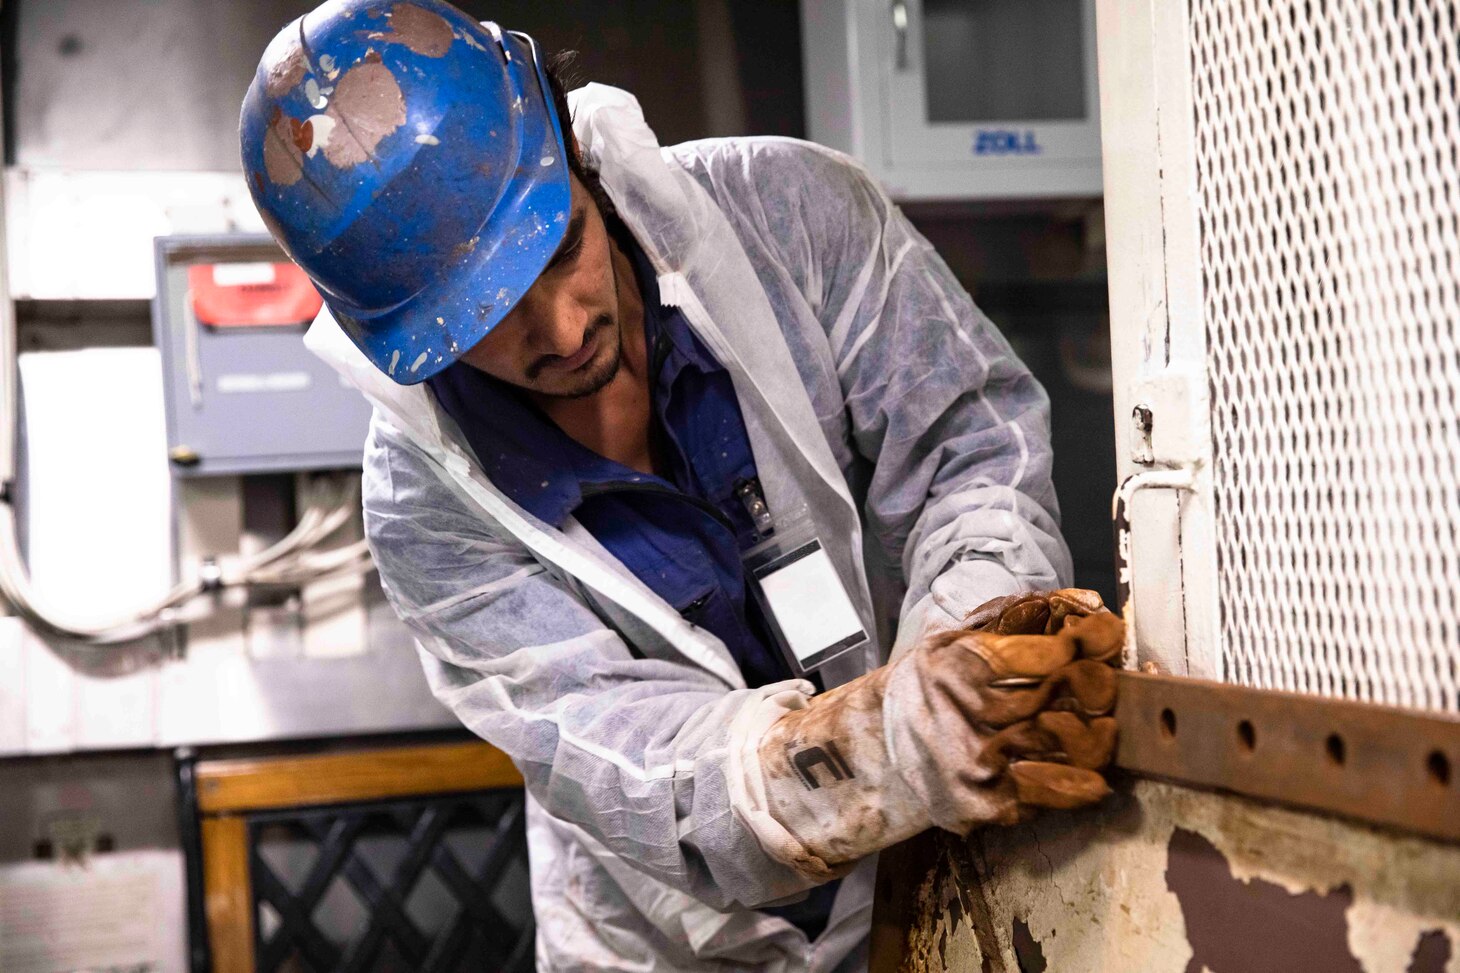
[877,781,1460,973]
[1409,931,1453,973]
[1011,918,1047,973]
[1167,827,1362,973]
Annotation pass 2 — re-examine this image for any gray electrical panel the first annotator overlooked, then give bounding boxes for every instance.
[153,235,372,476]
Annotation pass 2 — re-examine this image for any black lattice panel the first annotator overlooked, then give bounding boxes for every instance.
[245,791,534,973]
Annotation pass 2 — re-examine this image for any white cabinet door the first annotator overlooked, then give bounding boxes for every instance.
[884,0,1101,174]
[803,0,1102,200]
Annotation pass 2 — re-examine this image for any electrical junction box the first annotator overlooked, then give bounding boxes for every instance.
[152,235,372,476]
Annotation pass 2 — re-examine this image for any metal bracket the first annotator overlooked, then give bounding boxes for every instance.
[1128,363,1208,467]
[1115,362,1210,665]
[1117,671,1460,843]
[1112,467,1196,664]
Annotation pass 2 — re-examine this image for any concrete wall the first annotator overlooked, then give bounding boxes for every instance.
[876,781,1460,973]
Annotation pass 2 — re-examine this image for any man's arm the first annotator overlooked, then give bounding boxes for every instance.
[362,422,824,910]
[715,140,1073,647]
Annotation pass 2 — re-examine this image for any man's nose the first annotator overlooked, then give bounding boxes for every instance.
[520,285,590,357]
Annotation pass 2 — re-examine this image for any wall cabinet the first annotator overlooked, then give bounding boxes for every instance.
[801,0,1102,200]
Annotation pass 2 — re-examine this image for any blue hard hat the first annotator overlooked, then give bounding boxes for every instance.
[240,0,571,384]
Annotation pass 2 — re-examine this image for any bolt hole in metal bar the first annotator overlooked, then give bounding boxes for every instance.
[1116,672,1460,843]
[1325,733,1347,768]
[1429,751,1451,788]
[1236,719,1256,753]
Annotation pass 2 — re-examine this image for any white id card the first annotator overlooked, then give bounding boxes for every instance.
[746,523,869,675]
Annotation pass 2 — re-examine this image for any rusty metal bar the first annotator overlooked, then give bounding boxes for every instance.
[1115,670,1460,843]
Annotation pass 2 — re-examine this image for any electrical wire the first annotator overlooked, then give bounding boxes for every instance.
[245,539,375,586]
[0,473,368,645]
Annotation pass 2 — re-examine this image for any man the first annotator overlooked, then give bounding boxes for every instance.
[242,3,1122,969]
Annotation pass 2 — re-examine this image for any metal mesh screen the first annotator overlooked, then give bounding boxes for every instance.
[1192,0,1460,711]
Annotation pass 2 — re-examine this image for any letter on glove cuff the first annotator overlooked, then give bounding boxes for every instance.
[725,682,868,883]
[732,668,931,880]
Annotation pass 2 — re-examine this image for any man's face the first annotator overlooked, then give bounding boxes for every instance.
[458,173,623,399]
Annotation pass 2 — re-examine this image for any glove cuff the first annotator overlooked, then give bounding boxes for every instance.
[726,682,852,883]
[736,666,933,879]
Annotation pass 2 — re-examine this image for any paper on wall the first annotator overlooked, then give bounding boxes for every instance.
[19,348,173,625]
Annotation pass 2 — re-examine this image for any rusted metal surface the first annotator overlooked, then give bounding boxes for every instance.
[869,778,1460,973]
[1115,671,1460,843]
[868,834,929,970]
[869,674,1460,972]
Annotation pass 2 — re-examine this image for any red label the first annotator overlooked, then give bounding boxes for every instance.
[188,262,323,328]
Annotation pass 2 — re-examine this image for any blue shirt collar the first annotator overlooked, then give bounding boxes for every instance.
[427,234,684,527]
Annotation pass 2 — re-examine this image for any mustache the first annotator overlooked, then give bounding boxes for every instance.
[525,315,614,380]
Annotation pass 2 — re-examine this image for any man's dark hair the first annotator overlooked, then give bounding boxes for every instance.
[543,52,582,173]
[541,51,632,250]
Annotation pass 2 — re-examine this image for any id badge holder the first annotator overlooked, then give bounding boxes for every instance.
[742,505,870,677]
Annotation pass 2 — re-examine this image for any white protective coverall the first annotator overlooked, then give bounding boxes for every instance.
[306,84,1071,972]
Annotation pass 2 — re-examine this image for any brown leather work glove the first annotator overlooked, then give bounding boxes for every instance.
[902,600,1123,828]
[738,591,1124,879]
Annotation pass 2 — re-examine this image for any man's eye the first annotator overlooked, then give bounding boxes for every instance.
[552,234,584,268]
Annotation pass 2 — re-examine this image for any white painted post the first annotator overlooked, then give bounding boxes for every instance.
[1095,0,1221,678]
